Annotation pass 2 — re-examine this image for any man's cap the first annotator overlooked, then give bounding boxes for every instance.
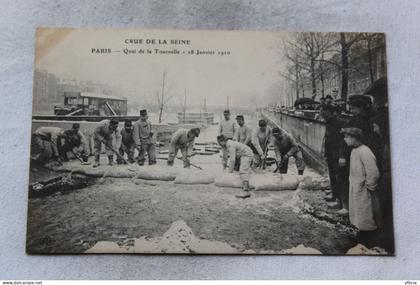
[223,110,230,114]
[124,120,132,127]
[349,95,372,107]
[190,128,200,137]
[342,127,363,138]
[72,123,80,129]
[349,99,366,108]
[272,127,281,135]
[81,154,89,162]
[258,119,267,127]
[110,118,119,125]
[140,109,148,115]
[236,115,244,120]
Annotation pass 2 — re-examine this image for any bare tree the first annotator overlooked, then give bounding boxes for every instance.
[155,70,174,124]
[358,33,385,84]
[283,32,385,103]
[281,46,306,103]
[337,33,366,100]
[284,32,336,100]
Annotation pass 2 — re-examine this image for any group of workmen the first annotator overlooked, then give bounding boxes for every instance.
[31,109,201,169]
[217,109,305,198]
[31,108,306,200]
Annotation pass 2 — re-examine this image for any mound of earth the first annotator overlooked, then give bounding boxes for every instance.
[85,220,239,254]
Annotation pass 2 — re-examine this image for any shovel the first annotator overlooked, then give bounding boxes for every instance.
[100,139,129,165]
[71,150,91,165]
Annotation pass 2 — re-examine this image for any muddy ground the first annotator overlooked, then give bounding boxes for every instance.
[26,167,356,255]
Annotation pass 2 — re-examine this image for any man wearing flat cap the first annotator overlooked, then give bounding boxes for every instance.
[133,109,156,165]
[271,127,305,175]
[342,126,380,242]
[347,97,381,160]
[167,128,200,168]
[117,120,135,164]
[334,99,373,213]
[218,110,237,140]
[233,115,252,145]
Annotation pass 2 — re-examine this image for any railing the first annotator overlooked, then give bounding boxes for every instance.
[32,115,140,122]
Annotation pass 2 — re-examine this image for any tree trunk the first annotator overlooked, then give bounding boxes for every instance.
[320,52,325,98]
[340,33,349,100]
[158,104,163,124]
[310,59,317,100]
[295,63,300,99]
[367,38,375,84]
[158,71,166,124]
[301,78,305,98]
[183,89,187,123]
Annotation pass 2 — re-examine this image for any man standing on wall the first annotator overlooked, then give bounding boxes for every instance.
[320,104,348,215]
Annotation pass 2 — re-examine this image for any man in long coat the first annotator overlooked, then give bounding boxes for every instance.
[343,127,380,243]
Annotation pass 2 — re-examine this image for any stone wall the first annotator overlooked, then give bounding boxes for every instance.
[262,110,328,175]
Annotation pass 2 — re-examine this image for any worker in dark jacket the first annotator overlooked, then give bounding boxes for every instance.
[348,99,378,156]
[319,105,348,215]
[117,120,135,164]
[31,126,68,165]
[61,123,89,162]
[271,127,305,175]
[250,119,272,169]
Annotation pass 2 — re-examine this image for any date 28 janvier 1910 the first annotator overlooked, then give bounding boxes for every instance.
[91,48,231,56]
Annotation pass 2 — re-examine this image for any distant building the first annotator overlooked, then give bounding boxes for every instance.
[32,69,132,115]
[177,111,214,124]
[32,69,60,114]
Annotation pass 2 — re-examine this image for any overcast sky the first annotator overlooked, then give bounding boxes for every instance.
[36,28,289,109]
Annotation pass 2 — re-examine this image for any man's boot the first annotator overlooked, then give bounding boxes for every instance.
[108,155,114,166]
[93,154,100,168]
[298,169,304,175]
[325,193,335,201]
[327,199,340,209]
[337,208,349,216]
[236,181,251,199]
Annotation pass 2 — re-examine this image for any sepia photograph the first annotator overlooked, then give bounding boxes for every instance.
[27,27,394,255]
